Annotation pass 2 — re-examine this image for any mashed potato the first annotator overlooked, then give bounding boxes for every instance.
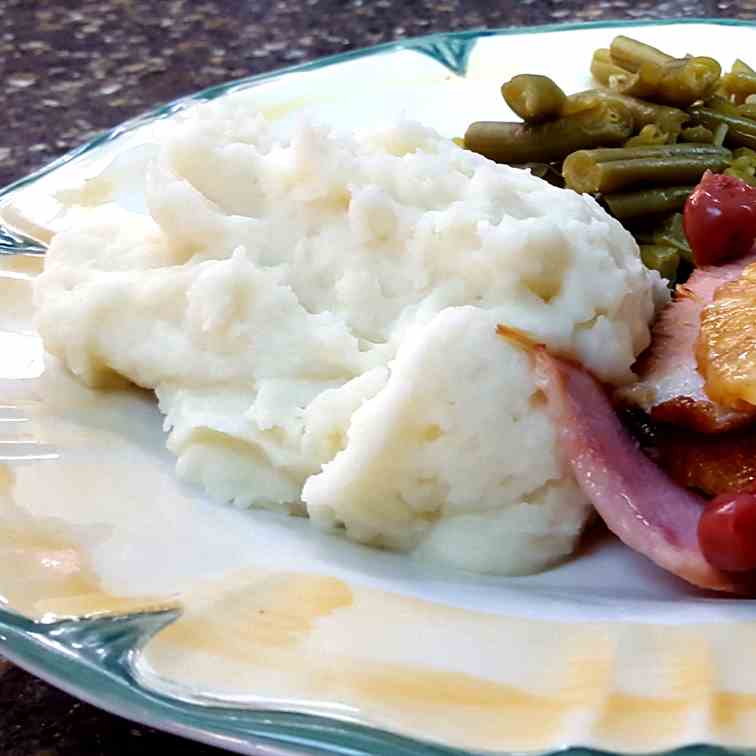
[34,99,668,574]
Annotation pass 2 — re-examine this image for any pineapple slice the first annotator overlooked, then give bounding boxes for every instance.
[698,262,756,407]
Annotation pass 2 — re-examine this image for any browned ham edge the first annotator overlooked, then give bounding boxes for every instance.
[531,347,747,593]
[617,252,756,434]
[654,424,756,497]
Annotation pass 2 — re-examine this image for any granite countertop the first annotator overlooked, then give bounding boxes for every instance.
[1,1,755,754]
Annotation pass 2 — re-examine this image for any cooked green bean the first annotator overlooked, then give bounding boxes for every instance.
[733,146,756,159]
[501,75,566,123]
[733,59,756,75]
[640,244,680,282]
[688,106,756,150]
[603,186,695,220]
[634,214,696,269]
[721,59,756,104]
[562,145,731,193]
[464,102,634,164]
[608,35,674,72]
[462,33,742,267]
[712,122,729,147]
[625,124,671,147]
[725,160,756,185]
[590,48,634,88]
[563,144,731,172]
[566,144,728,163]
[607,63,663,99]
[652,212,693,262]
[563,90,687,135]
[610,57,722,107]
[658,57,722,107]
[680,125,714,143]
[704,94,741,116]
[721,71,756,103]
[725,147,756,185]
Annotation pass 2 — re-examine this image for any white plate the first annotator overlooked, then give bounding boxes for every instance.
[1,19,756,756]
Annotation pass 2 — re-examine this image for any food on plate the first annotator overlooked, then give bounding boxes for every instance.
[616,168,756,587]
[464,35,756,285]
[697,260,756,407]
[698,492,756,572]
[593,36,721,107]
[564,89,688,136]
[617,248,756,432]
[720,58,756,103]
[684,171,756,265]
[462,104,634,165]
[726,146,756,185]
[531,341,748,591]
[465,27,756,590]
[654,424,756,496]
[26,33,756,592]
[500,74,566,123]
[603,186,696,221]
[33,99,666,575]
[561,144,731,195]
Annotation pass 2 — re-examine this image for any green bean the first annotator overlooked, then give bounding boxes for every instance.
[566,144,728,163]
[733,146,756,159]
[640,244,680,282]
[625,124,671,147]
[688,106,756,150]
[603,186,695,220]
[591,48,634,88]
[725,147,756,185]
[634,213,691,252]
[562,145,731,193]
[680,125,714,143]
[733,59,756,76]
[659,57,721,107]
[704,94,741,116]
[721,60,756,104]
[563,90,687,135]
[464,101,634,164]
[737,103,756,120]
[608,62,664,99]
[712,122,729,147]
[652,212,693,262]
[725,161,756,185]
[722,71,756,103]
[609,35,674,72]
[610,57,722,107]
[501,75,566,123]
[562,144,731,192]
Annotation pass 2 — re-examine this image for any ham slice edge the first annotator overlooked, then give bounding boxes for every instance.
[618,251,756,434]
[531,345,748,594]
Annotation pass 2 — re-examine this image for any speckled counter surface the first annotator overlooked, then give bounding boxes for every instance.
[1,1,754,754]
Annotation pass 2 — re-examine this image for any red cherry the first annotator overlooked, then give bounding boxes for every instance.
[683,171,756,267]
[698,492,756,572]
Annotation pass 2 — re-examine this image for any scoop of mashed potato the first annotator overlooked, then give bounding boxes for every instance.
[34,99,668,574]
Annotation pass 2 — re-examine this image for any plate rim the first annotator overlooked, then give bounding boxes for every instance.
[1,16,755,221]
[2,16,756,756]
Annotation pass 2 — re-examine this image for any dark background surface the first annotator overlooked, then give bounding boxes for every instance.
[1,1,755,754]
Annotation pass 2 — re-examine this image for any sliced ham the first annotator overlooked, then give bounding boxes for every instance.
[655,425,756,498]
[618,252,756,434]
[532,347,751,593]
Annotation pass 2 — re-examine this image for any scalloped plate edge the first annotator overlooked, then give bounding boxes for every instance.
[2,17,756,756]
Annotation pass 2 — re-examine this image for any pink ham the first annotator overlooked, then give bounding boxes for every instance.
[533,347,752,593]
[618,251,756,433]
